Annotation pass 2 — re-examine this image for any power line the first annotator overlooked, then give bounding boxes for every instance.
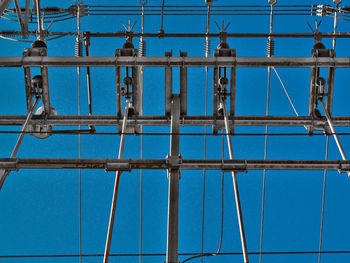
[1,250,350,258]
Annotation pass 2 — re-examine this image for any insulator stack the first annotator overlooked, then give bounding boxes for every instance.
[139,36,146,57]
[75,38,83,57]
[205,36,211,57]
[267,37,275,57]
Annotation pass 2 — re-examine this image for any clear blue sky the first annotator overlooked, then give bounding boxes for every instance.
[0,0,349,263]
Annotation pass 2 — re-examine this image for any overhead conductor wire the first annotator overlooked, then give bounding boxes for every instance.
[202,3,211,263]
[1,250,350,259]
[259,2,275,263]
[318,136,329,263]
[182,132,224,263]
[75,1,83,262]
[139,1,147,263]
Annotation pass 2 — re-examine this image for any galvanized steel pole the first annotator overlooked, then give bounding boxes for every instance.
[166,94,181,263]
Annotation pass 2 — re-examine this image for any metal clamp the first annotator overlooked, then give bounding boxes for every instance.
[166,154,182,170]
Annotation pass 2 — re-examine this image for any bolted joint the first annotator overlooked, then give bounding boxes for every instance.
[166,154,182,170]
[316,77,327,99]
[158,29,165,38]
[83,32,90,47]
[31,75,43,98]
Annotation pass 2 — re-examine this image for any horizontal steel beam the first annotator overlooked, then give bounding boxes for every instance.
[0,30,350,38]
[0,57,349,68]
[86,32,350,39]
[2,31,350,39]
[0,158,349,173]
[1,115,350,127]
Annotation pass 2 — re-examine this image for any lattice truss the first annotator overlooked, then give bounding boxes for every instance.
[0,0,349,263]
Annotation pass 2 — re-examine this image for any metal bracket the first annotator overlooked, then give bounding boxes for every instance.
[307,40,335,134]
[115,36,142,133]
[166,154,182,170]
[213,42,236,134]
[165,51,188,117]
[23,40,51,115]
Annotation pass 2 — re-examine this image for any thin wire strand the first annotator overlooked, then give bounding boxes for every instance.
[201,6,210,260]
[318,136,329,263]
[272,67,300,117]
[78,65,82,263]
[259,65,271,263]
[260,6,274,261]
[139,132,143,263]
[1,250,350,258]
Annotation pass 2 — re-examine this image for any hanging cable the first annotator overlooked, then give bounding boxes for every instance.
[318,136,329,263]
[201,1,212,263]
[139,0,147,56]
[271,67,300,117]
[138,3,146,261]
[201,2,211,262]
[139,133,143,263]
[2,250,350,259]
[182,134,225,263]
[260,2,275,263]
[75,2,83,262]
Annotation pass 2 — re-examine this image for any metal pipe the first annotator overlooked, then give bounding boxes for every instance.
[13,0,25,36]
[221,100,249,263]
[103,99,130,263]
[2,31,350,39]
[166,95,181,263]
[2,115,350,127]
[2,158,350,172]
[0,97,39,190]
[33,0,43,40]
[85,32,350,38]
[2,56,350,68]
[319,100,350,177]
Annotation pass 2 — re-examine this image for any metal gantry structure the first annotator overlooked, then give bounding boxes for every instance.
[1,0,350,263]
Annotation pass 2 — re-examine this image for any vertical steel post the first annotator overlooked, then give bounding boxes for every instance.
[165,61,173,116]
[326,67,335,115]
[116,66,123,118]
[166,94,180,263]
[221,99,249,263]
[180,52,188,116]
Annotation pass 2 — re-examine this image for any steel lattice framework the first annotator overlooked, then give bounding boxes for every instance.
[1,1,350,263]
